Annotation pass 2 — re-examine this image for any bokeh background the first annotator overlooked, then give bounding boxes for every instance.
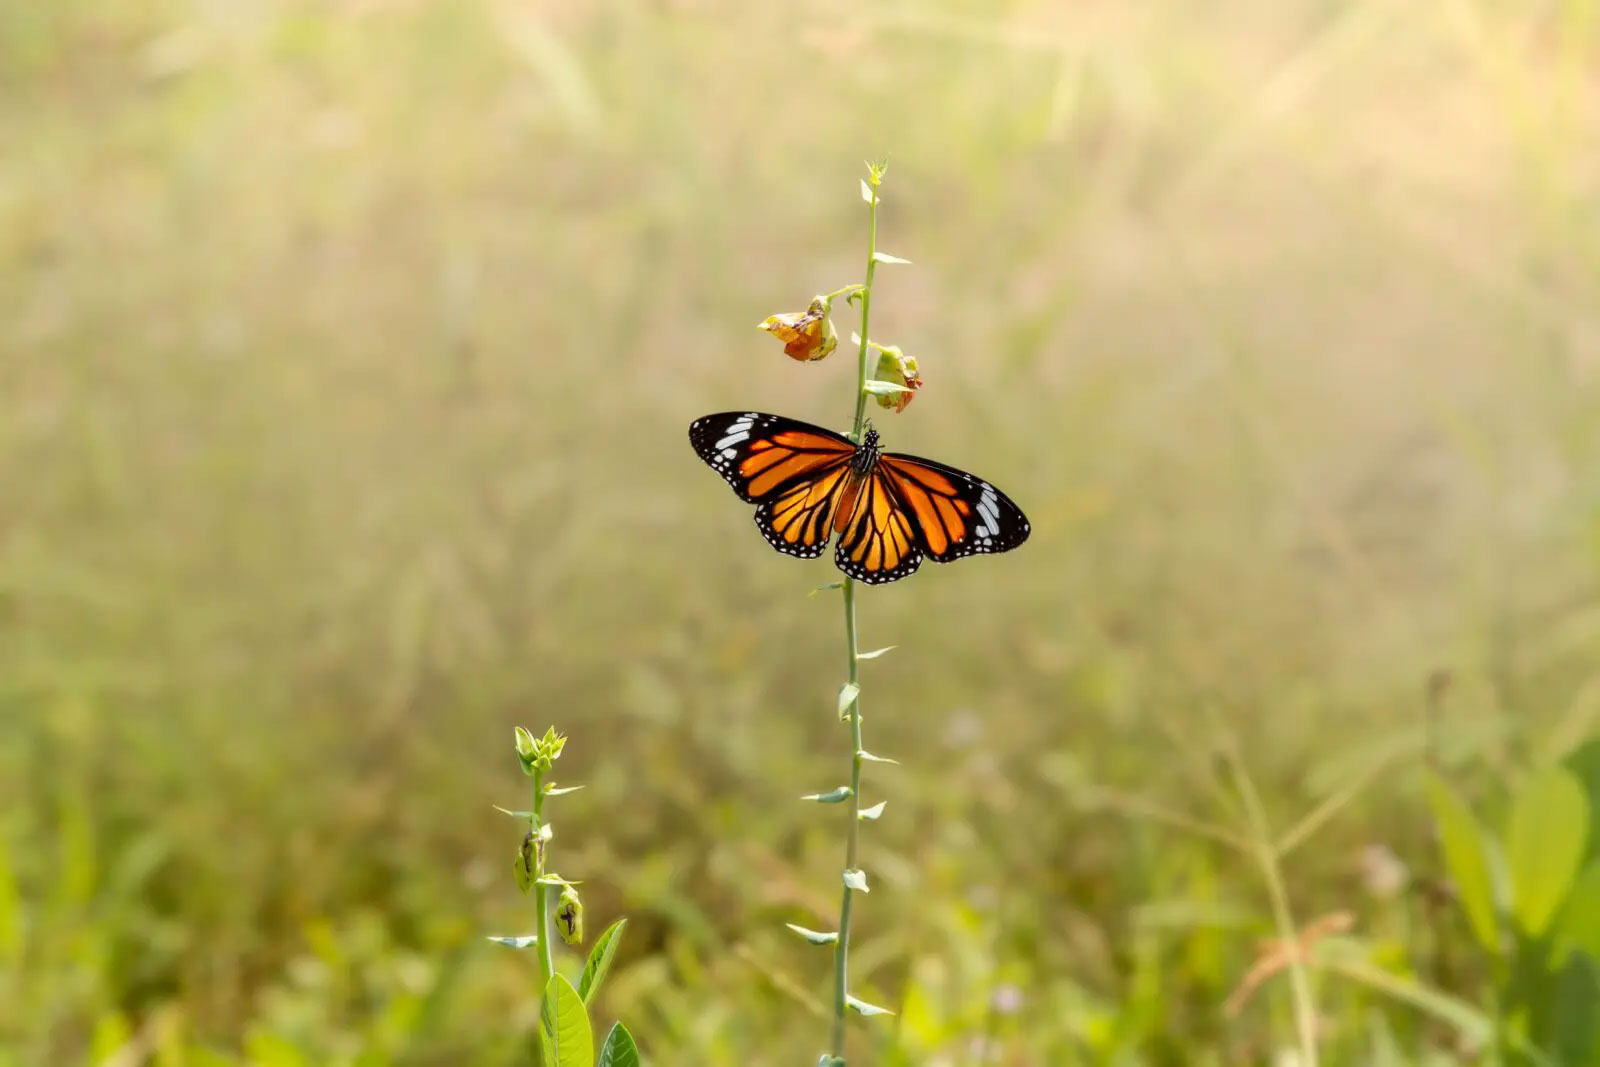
[5,1,1600,1064]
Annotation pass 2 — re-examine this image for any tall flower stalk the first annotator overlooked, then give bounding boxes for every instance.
[830,163,883,1061]
[761,162,909,1067]
[758,162,916,1065]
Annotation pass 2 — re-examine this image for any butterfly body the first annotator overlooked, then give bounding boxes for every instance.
[689,412,1029,584]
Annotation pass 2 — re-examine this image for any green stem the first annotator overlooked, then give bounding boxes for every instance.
[830,170,880,1064]
[532,769,554,986]
[850,191,880,441]
[1232,757,1319,1067]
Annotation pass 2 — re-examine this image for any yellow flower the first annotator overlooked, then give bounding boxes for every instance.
[757,296,838,362]
[871,345,922,412]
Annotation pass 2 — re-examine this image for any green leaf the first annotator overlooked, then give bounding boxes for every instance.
[1423,771,1500,951]
[485,934,539,948]
[539,974,593,1067]
[858,801,886,820]
[1560,736,1600,860]
[843,868,869,893]
[862,379,912,396]
[846,994,895,1016]
[837,683,860,719]
[857,646,896,660]
[544,785,586,796]
[785,923,838,945]
[597,1022,640,1067]
[858,749,898,765]
[1555,862,1600,962]
[579,918,627,1004]
[808,581,844,598]
[1508,766,1590,937]
[871,251,910,265]
[819,1057,846,1067]
[494,806,537,819]
[802,787,854,804]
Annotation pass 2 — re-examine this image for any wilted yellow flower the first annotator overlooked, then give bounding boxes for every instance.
[871,345,922,413]
[757,296,838,362]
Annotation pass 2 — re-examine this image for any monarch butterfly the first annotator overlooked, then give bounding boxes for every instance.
[689,411,1030,584]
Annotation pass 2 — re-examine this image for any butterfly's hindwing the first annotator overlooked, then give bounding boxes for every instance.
[834,469,923,584]
[753,463,850,558]
[879,453,1030,563]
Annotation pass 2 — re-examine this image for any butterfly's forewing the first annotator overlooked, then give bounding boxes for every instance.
[834,469,923,584]
[688,412,855,503]
[878,453,1030,563]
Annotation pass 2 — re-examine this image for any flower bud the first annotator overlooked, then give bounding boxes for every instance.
[871,345,922,413]
[514,831,536,893]
[514,726,539,776]
[556,884,584,946]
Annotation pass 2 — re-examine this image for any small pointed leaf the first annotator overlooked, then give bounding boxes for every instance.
[843,868,870,892]
[544,785,586,796]
[847,994,895,1016]
[858,801,887,820]
[579,918,628,1003]
[537,874,579,888]
[485,934,539,948]
[495,806,537,819]
[597,1023,640,1067]
[802,787,854,804]
[785,923,839,945]
[539,974,592,1067]
[808,581,844,598]
[863,380,913,396]
[858,750,899,765]
[872,251,910,265]
[857,646,896,660]
[859,179,874,203]
[837,683,860,719]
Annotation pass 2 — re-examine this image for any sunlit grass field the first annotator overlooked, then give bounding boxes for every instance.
[4,1,1600,1063]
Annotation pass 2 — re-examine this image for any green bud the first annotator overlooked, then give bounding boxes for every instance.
[514,726,539,775]
[556,884,584,946]
[514,831,536,893]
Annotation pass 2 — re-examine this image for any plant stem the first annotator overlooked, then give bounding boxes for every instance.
[830,579,863,1055]
[532,769,554,986]
[850,189,880,441]
[830,169,881,1063]
[1230,753,1319,1067]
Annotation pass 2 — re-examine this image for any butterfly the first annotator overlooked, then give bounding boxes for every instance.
[688,411,1030,584]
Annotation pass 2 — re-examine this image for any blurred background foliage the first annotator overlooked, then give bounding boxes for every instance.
[3,0,1600,1064]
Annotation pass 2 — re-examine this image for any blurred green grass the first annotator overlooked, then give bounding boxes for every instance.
[3,0,1599,1063]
